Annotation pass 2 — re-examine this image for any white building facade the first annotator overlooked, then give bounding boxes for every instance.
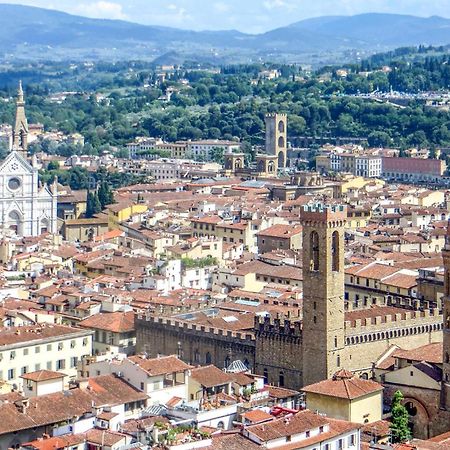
[0,151,58,236]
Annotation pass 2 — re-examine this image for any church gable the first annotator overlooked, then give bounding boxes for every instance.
[0,151,34,176]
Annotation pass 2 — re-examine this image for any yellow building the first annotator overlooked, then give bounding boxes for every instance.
[316,154,331,173]
[14,252,64,274]
[417,190,445,208]
[302,369,383,424]
[167,237,223,261]
[339,175,384,196]
[346,206,372,229]
[107,202,148,229]
[63,218,109,243]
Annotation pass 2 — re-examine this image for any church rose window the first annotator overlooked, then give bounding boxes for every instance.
[8,178,21,190]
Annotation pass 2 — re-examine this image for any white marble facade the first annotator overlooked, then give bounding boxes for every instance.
[0,151,57,236]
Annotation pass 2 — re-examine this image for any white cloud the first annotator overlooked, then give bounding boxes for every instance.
[73,1,127,20]
[263,0,287,10]
[214,2,231,13]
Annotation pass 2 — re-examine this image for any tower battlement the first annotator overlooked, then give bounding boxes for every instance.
[265,112,287,119]
[301,203,347,222]
[254,314,302,338]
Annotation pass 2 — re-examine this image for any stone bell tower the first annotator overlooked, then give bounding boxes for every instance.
[265,113,287,169]
[441,220,450,409]
[301,203,347,386]
[12,81,28,155]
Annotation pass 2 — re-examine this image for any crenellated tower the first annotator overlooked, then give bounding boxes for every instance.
[301,203,347,386]
[441,220,450,409]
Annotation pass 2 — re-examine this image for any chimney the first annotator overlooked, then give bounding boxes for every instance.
[78,379,89,390]
[15,398,30,414]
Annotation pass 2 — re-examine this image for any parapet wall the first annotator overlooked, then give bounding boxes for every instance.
[136,313,255,342]
[345,308,443,345]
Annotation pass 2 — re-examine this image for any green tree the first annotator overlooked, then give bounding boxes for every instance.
[86,190,102,218]
[47,161,60,171]
[390,391,411,443]
[210,146,224,164]
[368,131,392,148]
[98,181,114,209]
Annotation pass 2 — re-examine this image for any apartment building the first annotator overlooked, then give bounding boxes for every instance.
[0,324,93,387]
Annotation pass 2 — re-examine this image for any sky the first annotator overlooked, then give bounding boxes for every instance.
[2,0,450,33]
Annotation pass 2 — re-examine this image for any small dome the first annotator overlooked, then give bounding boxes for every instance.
[333,369,354,380]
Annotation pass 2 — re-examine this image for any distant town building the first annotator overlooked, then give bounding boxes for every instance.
[382,156,446,183]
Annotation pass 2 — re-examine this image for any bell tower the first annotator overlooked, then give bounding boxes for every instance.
[441,220,450,409]
[12,80,28,155]
[301,204,347,386]
[265,113,287,169]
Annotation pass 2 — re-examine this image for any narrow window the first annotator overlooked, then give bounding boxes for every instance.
[332,230,339,271]
[311,231,319,271]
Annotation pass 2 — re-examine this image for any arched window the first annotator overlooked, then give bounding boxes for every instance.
[446,352,450,364]
[278,136,285,148]
[263,368,268,383]
[310,231,319,271]
[8,210,22,234]
[244,358,250,368]
[337,355,341,367]
[194,349,200,364]
[224,355,231,369]
[332,231,340,272]
[205,352,212,364]
[40,218,49,235]
[278,120,285,133]
[279,371,285,387]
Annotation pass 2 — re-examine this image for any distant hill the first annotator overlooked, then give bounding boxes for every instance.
[1,5,450,63]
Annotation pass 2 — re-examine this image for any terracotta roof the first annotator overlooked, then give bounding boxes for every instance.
[0,324,91,348]
[20,370,66,382]
[266,385,300,399]
[190,365,232,388]
[394,342,443,365]
[302,370,383,400]
[128,355,191,376]
[242,409,273,423]
[245,409,328,441]
[362,419,391,441]
[0,375,147,435]
[256,224,302,238]
[205,432,261,450]
[79,311,135,333]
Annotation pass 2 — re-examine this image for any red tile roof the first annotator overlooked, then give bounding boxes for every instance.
[302,370,383,400]
[20,370,66,382]
[128,355,191,376]
[79,311,135,333]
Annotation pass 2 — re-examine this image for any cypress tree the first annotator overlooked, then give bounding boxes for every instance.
[390,390,411,443]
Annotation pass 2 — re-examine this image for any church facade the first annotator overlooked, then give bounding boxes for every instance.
[0,83,57,237]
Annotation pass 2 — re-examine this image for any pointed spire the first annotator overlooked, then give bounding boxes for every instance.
[17,80,24,104]
[13,80,28,154]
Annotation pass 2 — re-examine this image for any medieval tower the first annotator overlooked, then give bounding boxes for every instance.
[265,113,287,169]
[301,204,347,386]
[12,81,28,155]
[442,221,450,409]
